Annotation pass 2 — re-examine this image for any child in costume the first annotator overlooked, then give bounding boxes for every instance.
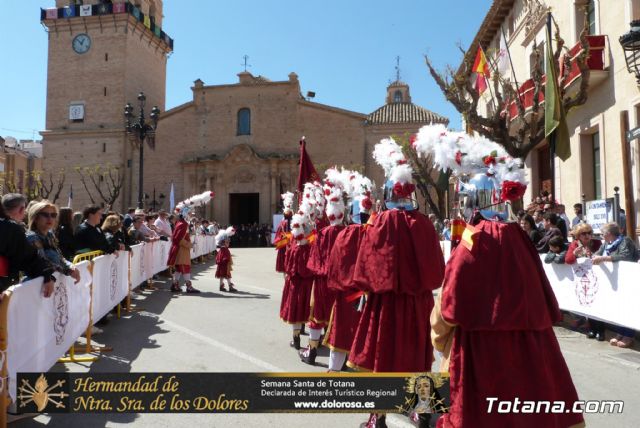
[215,226,236,292]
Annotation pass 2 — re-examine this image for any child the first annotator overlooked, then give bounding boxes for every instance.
[215,227,236,292]
[544,235,567,264]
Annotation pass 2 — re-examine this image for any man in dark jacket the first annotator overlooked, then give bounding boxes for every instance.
[1,193,56,295]
[74,204,117,255]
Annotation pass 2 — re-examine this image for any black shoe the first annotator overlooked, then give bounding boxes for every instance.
[290,335,301,350]
[300,325,307,336]
[595,332,605,341]
[186,286,201,294]
[587,330,596,339]
[228,285,238,293]
[299,347,317,365]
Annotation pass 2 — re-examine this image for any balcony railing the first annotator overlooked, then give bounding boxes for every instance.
[503,35,607,121]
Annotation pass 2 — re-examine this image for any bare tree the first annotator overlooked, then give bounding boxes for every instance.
[0,170,66,203]
[424,17,591,160]
[75,164,124,208]
[34,169,66,203]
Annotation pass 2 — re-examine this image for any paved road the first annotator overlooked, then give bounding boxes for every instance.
[12,248,640,427]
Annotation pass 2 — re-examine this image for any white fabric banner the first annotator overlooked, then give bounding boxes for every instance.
[143,241,155,281]
[440,240,451,263]
[190,234,198,259]
[542,256,640,330]
[79,5,92,16]
[6,262,91,401]
[129,244,145,287]
[152,240,171,275]
[91,253,129,322]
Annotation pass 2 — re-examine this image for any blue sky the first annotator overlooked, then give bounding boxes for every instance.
[0,1,491,141]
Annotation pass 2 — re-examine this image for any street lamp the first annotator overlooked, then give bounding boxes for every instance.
[620,20,640,83]
[124,92,160,209]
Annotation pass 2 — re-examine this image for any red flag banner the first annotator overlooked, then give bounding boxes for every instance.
[472,46,490,95]
[297,137,320,192]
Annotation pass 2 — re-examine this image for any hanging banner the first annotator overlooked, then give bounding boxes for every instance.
[130,244,145,287]
[542,256,640,330]
[113,3,126,14]
[7,262,91,401]
[91,253,130,322]
[144,241,155,281]
[62,6,76,18]
[79,5,92,17]
[45,8,59,19]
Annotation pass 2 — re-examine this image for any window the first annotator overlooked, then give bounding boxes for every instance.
[587,0,596,35]
[393,90,403,103]
[508,14,515,37]
[592,132,601,199]
[237,108,251,135]
[575,0,597,39]
[633,0,640,21]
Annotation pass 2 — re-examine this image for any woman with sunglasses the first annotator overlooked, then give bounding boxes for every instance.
[565,223,601,264]
[26,201,80,283]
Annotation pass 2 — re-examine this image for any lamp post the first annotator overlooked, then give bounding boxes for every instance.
[124,92,160,209]
[620,20,640,83]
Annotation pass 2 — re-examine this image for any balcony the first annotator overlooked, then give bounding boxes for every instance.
[504,35,608,121]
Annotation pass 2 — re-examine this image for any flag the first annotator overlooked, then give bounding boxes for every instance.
[132,6,141,21]
[144,15,151,29]
[497,27,510,76]
[544,13,571,161]
[67,184,73,209]
[113,3,126,14]
[45,8,59,19]
[169,182,175,212]
[472,46,490,95]
[62,6,76,18]
[96,3,111,15]
[79,5,92,17]
[297,137,320,193]
[154,25,162,37]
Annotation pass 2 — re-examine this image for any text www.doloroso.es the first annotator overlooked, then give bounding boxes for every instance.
[293,400,375,409]
[486,398,624,414]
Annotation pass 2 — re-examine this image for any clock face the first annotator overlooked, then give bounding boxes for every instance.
[72,34,91,54]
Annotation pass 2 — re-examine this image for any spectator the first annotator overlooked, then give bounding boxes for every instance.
[154,210,172,238]
[102,214,127,251]
[26,201,80,283]
[565,223,601,265]
[74,204,117,255]
[571,203,583,227]
[0,193,56,296]
[56,207,76,261]
[442,219,451,241]
[135,209,159,241]
[592,222,638,347]
[520,214,543,246]
[544,236,567,264]
[618,208,627,235]
[536,212,562,253]
[72,211,83,230]
[123,207,136,230]
[168,214,177,232]
[555,204,571,237]
[208,220,219,236]
[428,214,443,235]
[533,209,545,231]
[128,216,156,243]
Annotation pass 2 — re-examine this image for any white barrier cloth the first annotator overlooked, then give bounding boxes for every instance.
[542,257,640,330]
[91,253,129,322]
[6,262,91,401]
[130,244,145,287]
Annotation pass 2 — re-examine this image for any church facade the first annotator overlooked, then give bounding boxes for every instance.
[40,0,448,225]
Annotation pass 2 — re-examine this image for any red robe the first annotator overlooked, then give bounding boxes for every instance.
[279,241,314,324]
[325,224,365,353]
[348,210,445,372]
[438,220,584,428]
[274,219,290,273]
[307,224,344,324]
[167,219,189,267]
[215,246,232,279]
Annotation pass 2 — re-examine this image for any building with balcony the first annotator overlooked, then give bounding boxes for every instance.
[468,0,640,238]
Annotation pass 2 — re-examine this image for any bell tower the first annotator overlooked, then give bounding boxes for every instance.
[40,0,172,209]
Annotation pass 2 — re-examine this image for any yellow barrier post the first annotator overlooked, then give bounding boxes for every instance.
[0,290,12,428]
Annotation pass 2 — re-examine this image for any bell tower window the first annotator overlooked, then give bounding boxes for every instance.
[237,108,251,135]
[393,90,403,103]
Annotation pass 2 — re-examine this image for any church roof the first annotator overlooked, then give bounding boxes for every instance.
[366,103,449,126]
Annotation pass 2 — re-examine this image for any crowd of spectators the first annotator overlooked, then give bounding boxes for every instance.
[230,223,272,248]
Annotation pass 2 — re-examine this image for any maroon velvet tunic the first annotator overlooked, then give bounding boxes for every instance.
[438,221,584,428]
[307,224,344,324]
[325,224,365,353]
[279,241,314,324]
[215,247,231,279]
[274,219,290,273]
[348,210,445,372]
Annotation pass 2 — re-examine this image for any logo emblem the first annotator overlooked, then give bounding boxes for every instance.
[53,282,69,345]
[19,374,67,411]
[110,259,119,301]
[573,263,599,306]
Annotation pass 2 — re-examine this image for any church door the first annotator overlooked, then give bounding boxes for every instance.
[229,193,259,226]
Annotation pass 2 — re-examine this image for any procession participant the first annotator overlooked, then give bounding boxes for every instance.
[167,210,200,294]
[215,226,237,292]
[274,192,294,273]
[299,172,347,365]
[414,124,584,428]
[349,138,445,373]
[324,173,375,372]
[279,192,316,350]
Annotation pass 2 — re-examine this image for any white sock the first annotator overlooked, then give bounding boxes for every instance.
[292,323,302,332]
[309,328,322,341]
[173,272,181,282]
[329,350,347,371]
[183,273,191,282]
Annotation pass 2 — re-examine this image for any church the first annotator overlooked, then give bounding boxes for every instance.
[40,0,448,225]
